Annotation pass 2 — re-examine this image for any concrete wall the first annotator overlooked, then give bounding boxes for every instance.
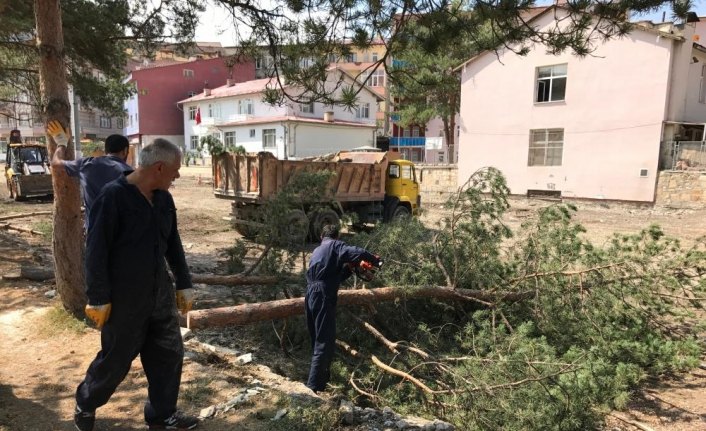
[656,170,706,208]
[458,9,675,202]
[417,164,458,205]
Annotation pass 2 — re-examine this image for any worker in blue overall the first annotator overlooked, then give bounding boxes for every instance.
[73,138,198,431]
[305,224,381,393]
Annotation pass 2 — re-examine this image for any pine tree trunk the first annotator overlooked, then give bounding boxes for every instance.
[447,93,457,164]
[35,0,86,315]
[187,286,533,330]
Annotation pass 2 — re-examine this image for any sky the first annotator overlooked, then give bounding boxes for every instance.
[193,1,706,46]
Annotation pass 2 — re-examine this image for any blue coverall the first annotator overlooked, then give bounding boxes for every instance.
[62,155,133,230]
[305,237,378,392]
[75,176,192,424]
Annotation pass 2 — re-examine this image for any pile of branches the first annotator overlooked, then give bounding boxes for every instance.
[336,168,706,429]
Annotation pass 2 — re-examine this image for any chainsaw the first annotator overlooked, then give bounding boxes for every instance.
[351,258,383,282]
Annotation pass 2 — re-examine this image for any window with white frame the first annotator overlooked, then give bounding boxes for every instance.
[249,129,256,138]
[372,52,379,62]
[370,69,385,87]
[255,57,263,69]
[238,99,254,115]
[100,116,111,128]
[116,117,124,129]
[18,113,30,126]
[356,103,370,119]
[700,65,706,104]
[262,129,276,148]
[183,69,194,78]
[224,131,236,146]
[346,53,358,62]
[300,102,314,114]
[190,135,199,149]
[535,64,567,103]
[528,128,564,167]
[208,103,221,118]
[188,106,196,120]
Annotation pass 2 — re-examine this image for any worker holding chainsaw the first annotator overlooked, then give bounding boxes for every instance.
[305,224,382,393]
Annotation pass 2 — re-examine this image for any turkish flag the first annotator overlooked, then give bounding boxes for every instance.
[195,106,201,125]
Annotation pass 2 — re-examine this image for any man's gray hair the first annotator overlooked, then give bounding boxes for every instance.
[140,138,181,167]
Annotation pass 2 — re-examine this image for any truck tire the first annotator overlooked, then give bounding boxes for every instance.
[282,209,308,245]
[391,205,411,221]
[309,208,340,241]
[12,178,25,202]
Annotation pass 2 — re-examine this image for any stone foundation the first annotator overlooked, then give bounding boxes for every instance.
[655,171,706,208]
[417,165,458,205]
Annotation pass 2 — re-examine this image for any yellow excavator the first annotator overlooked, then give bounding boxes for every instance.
[4,129,53,200]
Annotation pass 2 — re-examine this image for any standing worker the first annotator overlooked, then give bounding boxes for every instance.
[73,138,198,431]
[47,120,132,230]
[305,224,381,393]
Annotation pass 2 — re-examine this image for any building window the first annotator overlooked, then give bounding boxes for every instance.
[438,152,445,163]
[183,69,194,78]
[188,106,197,120]
[18,114,30,126]
[370,69,385,87]
[528,128,564,166]
[411,126,420,137]
[255,57,263,70]
[536,64,567,103]
[249,129,256,138]
[262,129,276,148]
[116,117,124,129]
[372,52,379,62]
[346,53,358,62]
[208,103,220,118]
[100,116,112,128]
[224,131,236,146]
[300,102,314,114]
[238,99,253,115]
[190,135,199,150]
[356,103,370,119]
[700,65,706,104]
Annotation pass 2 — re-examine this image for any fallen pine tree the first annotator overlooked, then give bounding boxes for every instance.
[186,286,533,329]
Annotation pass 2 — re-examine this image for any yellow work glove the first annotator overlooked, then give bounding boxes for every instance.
[85,303,112,329]
[176,288,195,314]
[46,120,70,147]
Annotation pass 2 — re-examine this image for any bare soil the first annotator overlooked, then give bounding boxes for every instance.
[1,165,705,430]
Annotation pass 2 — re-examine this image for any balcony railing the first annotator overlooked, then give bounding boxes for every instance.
[390,137,426,147]
[389,136,444,150]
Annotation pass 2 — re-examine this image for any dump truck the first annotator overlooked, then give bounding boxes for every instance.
[4,130,53,201]
[212,151,420,241]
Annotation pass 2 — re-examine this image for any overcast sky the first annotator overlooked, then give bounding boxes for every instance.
[193,1,706,46]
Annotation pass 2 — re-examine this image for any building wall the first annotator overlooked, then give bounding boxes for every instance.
[291,123,375,157]
[417,164,457,205]
[665,23,699,122]
[129,57,255,138]
[680,47,706,123]
[458,10,675,202]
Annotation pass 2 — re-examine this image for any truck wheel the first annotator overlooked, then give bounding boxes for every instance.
[392,205,411,221]
[309,208,340,241]
[12,178,24,201]
[282,209,308,245]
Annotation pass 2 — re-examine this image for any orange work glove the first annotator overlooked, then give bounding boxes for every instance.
[85,303,112,329]
[46,120,70,147]
[176,288,195,314]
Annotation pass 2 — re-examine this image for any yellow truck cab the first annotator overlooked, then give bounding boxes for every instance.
[385,159,420,218]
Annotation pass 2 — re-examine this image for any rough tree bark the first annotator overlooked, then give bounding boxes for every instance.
[190,274,279,286]
[35,0,85,315]
[187,286,532,330]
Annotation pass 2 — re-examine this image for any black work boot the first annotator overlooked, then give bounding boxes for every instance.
[74,405,95,431]
[147,411,199,430]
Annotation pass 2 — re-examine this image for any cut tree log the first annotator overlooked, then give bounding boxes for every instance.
[0,211,53,222]
[190,274,279,286]
[2,266,55,281]
[0,224,44,235]
[187,286,532,330]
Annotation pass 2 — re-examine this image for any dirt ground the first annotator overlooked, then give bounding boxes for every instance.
[1,165,705,431]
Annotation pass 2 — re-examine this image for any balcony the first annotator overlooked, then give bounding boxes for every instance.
[389,136,444,150]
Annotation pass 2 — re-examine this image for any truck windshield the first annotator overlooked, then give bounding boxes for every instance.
[388,164,400,179]
[19,148,44,163]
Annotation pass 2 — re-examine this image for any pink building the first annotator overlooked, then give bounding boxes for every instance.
[457,7,706,203]
[124,56,255,152]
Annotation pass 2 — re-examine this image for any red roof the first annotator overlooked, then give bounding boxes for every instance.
[179,78,279,103]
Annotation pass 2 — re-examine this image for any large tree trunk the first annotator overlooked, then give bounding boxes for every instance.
[187,286,532,330]
[191,274,279,286]
[446,93,457,164]
[35,0,85,315]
